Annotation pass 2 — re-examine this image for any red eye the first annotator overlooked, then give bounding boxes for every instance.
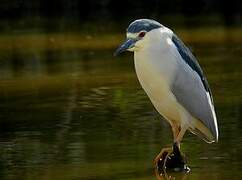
[138,31,146,38]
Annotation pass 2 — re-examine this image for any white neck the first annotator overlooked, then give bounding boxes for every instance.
[133,26,177,86]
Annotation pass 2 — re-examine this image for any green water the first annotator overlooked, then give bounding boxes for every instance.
[0,28,242,179]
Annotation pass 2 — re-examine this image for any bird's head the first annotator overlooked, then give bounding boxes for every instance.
[114,19,163,56]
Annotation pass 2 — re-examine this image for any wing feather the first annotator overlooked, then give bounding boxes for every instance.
[171,34,218,141]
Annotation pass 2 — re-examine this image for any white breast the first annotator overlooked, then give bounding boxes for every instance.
[133,32,182,123]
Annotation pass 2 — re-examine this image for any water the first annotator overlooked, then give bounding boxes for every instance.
[0,28,242,179]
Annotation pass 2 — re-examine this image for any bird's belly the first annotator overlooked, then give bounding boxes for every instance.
[134,58,181,123]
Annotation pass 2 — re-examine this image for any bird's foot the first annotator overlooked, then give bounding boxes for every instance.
[154,143,190,175]
[154,147,172,170]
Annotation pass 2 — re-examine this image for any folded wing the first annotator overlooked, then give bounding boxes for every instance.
[170,34,218,142]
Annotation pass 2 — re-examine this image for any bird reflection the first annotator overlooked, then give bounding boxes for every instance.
[155,168,190,180]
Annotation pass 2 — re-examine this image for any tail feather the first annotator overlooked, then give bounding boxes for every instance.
[189,118,217,144]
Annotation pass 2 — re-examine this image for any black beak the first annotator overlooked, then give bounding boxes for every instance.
[114,38,137,56]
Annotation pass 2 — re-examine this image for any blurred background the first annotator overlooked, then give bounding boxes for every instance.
[0,0,241,30]
[0,0,242,179]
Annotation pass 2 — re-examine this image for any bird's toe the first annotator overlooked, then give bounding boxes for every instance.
[154,147,172,170]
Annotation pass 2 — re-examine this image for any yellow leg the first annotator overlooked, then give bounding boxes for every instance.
[171,123,180,141]
[174,124,188,145]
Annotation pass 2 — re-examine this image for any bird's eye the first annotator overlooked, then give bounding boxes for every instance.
[138,31,146,38]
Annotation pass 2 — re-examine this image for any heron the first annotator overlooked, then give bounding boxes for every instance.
[114,19,219,171]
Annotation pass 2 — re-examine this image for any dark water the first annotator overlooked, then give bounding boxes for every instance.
[0,29,242,180]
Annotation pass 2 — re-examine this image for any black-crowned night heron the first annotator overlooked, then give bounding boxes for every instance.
[114,19,219,171]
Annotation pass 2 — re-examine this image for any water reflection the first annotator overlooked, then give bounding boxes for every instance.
[0,28,242,179]
[155,169,190,180]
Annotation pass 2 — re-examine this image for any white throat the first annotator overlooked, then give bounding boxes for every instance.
[133,26,177,88]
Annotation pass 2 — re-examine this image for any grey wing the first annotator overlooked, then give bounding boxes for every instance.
[171,34,218,141]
